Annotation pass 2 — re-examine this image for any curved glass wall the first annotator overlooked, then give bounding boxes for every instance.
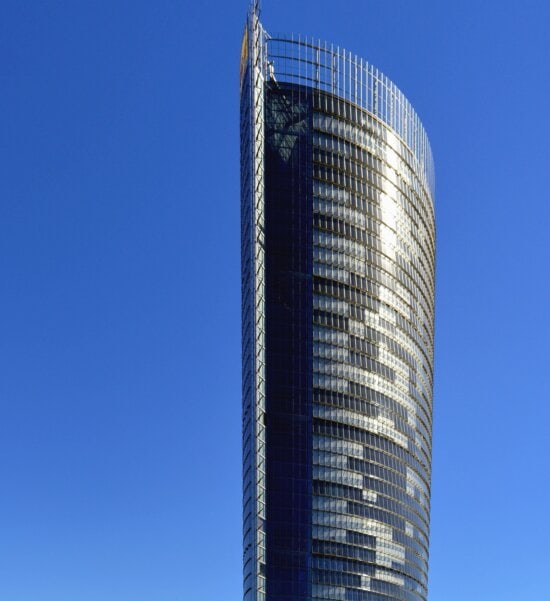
[241,8,435,601]
[309,88,434,601]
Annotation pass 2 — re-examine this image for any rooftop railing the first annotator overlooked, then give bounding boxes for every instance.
[265,33,435,201]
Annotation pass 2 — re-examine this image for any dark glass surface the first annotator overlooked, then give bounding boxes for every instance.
[264,82,314,601]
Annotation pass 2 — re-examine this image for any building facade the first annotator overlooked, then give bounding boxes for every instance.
[240,5,435,601]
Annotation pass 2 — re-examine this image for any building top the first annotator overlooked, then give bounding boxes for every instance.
[244,4,435,202]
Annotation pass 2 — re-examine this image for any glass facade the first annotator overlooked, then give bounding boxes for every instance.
[241,6,435,601]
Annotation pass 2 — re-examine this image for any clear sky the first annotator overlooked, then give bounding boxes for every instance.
[1,1,549,600]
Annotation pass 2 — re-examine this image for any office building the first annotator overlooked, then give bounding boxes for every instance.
[240,4,435,601]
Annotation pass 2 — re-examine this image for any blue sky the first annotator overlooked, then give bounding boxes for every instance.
[1,1,549,600]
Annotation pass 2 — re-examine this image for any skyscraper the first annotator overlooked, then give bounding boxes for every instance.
[240,4,435,601]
